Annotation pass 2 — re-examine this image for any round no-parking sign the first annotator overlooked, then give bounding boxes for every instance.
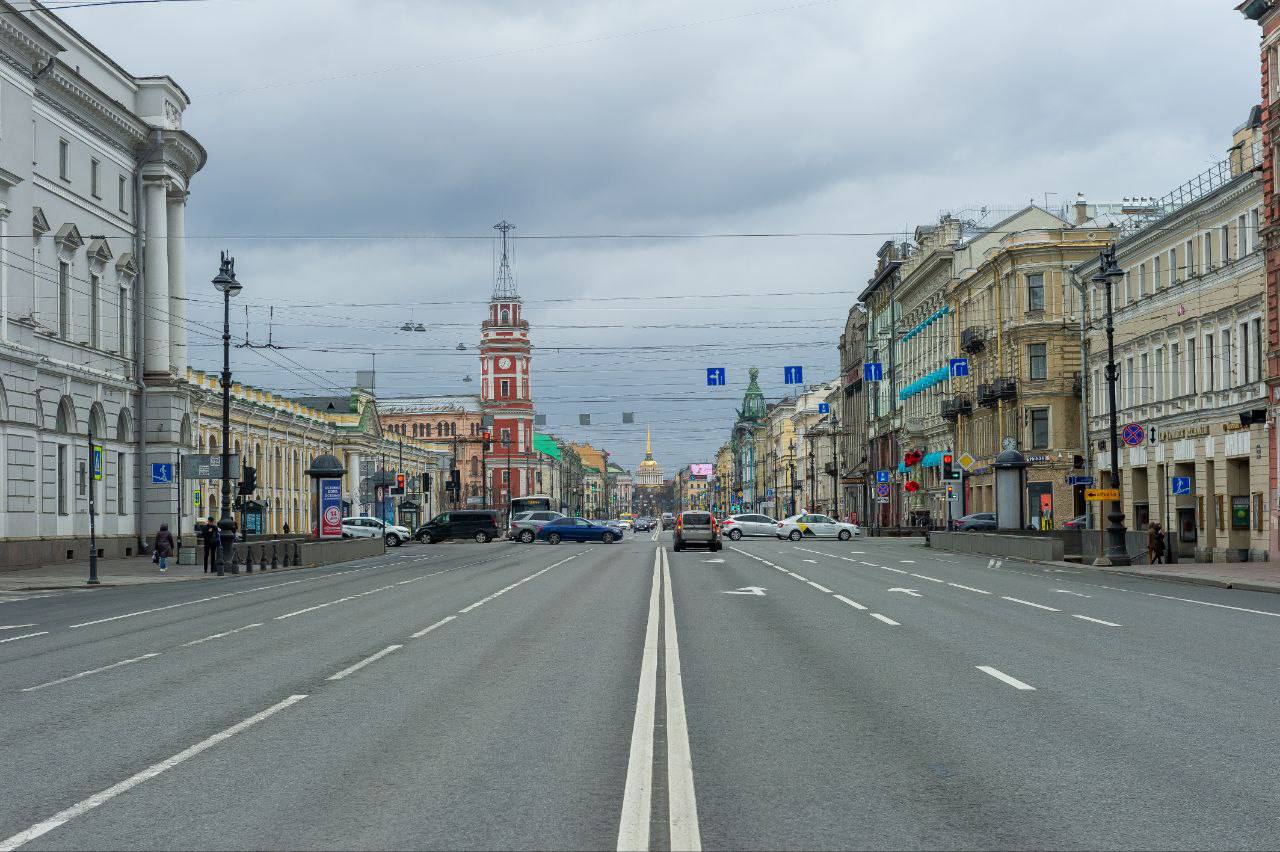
[1121,423,1145,446]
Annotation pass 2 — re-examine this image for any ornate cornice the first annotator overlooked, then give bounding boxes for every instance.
[37,65,149,154]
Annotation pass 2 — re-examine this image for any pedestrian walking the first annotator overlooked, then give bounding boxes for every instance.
[282,522,290,535]
[1147,523,1165,565]
[154,523,175,574]
[201,516,219,573]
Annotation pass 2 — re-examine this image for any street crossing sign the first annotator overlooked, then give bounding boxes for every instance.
[949,358,969,378]
[1171,476,1192,495]
[706,367,726,386]
[784,365,803,384]
[875,470,890,483]
[151,462,173,484]
[1085,488,1120,502]
[91,445,103,481]
[863,362,883,381]
[817,402,830,414]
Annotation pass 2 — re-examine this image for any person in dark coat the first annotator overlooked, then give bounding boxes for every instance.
[1148,523,1166,565]
[201,516,220,573]
[154,523,175,573]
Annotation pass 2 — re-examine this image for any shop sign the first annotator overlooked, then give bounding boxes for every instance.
[1085,488,1120,502]
[1231,496,1250,530]
[1025,454,1050,463]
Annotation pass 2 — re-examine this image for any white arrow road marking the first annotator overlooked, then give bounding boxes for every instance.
[887,587,922,597]
[1054,589,1092,597]
[987,559,995,569]
[722,586,767,596]
[976,665,1036,690]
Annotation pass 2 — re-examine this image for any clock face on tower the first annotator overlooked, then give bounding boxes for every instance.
[498,357,512,369]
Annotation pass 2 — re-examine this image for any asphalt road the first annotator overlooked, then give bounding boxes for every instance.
[1,531,1277,850]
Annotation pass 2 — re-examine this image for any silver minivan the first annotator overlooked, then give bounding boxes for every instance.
[673,511,722,552]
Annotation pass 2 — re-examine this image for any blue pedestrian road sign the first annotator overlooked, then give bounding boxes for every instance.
[817,402,830,414]
[706,367,726,386]
[863,362,883,381]
[950,357,969,378]
[151,462,173,484]
[875,469,890,483]
[1171,476,1192,496]
[784,365,803,384]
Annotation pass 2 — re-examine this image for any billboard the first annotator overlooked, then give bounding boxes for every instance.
[319,478,343,538]
[690,463,713,479]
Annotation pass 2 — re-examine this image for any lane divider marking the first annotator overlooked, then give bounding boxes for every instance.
[807,581,834,594]
[0,624,36,630]
[21,653,161,692]
[870,613,899,626]
[327,645,403,681]
[1000,596,1060,612]
[730,546,899,627]
[181,623,262,647]
[909,573,944,583]
[947,582,990,594]
[0,694,307,851]
[410,616,456,638]
[1071,614,1121,627]
[833,595,866,611]
[976,665,1036,691]
[0,631,48,644]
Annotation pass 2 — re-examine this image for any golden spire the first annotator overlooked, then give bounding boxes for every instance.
[645,425,652,458]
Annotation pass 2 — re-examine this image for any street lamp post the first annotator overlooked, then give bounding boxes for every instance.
[808,444,816,514]
[211,252,242,577]
[1093,246,1130,567]
[788,440,797,516]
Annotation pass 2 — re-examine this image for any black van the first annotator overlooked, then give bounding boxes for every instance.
[415,510,502,543]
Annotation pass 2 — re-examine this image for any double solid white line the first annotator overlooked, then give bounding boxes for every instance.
[618,547,700,852]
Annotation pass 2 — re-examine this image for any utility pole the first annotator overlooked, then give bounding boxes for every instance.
[831,413,840,519]
[1093,247,1130,566]
[87,423,99,585]
[808,443,816,514]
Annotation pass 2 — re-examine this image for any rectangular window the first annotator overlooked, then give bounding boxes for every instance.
[1125,357,1135,407]
[1138,263,1146,296]
[1140,353,1149,403]
[1204,232,1213,270]
[1252,317,1263,383]
[1205,333,1215,391]
[1250,208,1261,252]
[90,158,100,198]
[1186,337,1196,394]
[57,444,68,515]
[89,273,99,347]
[1122,271,1131,304]
[1028,343,1047,380]
[1222,329,1233,388]
[118,286,128,356]
[1030,408,1050,450]
[118,175,127,212]
[1026,272,1044,311]
[1222,224,1232,262]
[1238,214,1248,258]
[1271,46,1280,102]
[1092,368,1101,413]
[1153,255,1162,289]
[1185,239,1195,277]
[58,261,69,338]
[116,451,127,514]
[501,469,509,484]
[1154,347,1165,400]
[58,138,68,180]
[1169,248,1178,285]
[500,428,511,446]
[1171,343,1181,397]
[1240,321,1250,385]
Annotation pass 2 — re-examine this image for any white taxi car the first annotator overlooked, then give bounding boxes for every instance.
[776,513,861,541]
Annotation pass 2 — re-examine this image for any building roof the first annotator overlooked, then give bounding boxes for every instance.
[376,395,483,415]
[534,432,560,460]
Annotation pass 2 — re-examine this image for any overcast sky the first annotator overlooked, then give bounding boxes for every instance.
[57,0,1260,474]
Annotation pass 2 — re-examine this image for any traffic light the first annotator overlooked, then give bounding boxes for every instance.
[422,472,432,493]
[482,431,492,451]
[941,453,961,481]
[238,465,257,495]
[393,472,406,495]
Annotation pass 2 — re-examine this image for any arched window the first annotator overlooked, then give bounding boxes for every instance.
[450,422,457,436]
[501,307,509,324]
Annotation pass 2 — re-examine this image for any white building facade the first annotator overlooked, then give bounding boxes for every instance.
[0,5,205,564]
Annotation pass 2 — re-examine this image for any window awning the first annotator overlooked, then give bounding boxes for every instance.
[899,305,950,344]
[533,432,560,460]
[922,452,943,468]
[898,366,951,401]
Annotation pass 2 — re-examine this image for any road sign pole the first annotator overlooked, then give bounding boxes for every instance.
[87,423,99,586]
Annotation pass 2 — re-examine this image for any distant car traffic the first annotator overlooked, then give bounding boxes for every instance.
[673,511,721,552]
[341,516,412,547]
[537,517,623,544]
[720,513,779,540]
[955,512,998,531]
[776,514,861,541]
[415,510,502,543]
[509,510,566,543]
[633,517,656,532]
[661,513,675,530]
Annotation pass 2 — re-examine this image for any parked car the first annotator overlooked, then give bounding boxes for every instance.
[537,517,622,544]
[509,510,566,543]
[341,516,412,547]
[674,511,721,551]
[1061,514,1089,529]
[414,510,502,543]
[955,512,998,532]
[720,513,779,540]
[633,517,655,532]
[776,514,861,541]
[661,512,675,530]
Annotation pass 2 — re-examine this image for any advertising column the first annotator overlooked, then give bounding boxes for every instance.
[319,478,343,539]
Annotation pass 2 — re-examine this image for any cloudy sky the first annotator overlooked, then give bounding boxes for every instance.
[55,0,1260,473]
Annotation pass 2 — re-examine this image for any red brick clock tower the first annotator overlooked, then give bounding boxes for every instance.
[481,221,535,510]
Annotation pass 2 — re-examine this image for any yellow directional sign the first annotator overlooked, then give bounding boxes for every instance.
[1085,488,1119,502]
[957,452,976,471]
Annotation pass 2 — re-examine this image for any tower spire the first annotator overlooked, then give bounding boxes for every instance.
[645,425,653,459]
[493,220,518,300]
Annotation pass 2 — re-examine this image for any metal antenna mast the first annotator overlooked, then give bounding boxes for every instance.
[493,220,518,299]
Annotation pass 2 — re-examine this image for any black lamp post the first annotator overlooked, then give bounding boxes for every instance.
[788,440,797,516]
[808,444,816,514]
[1093,246,1130,566]
[212,252,242,576]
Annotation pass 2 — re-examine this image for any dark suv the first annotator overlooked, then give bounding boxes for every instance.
[415,510,501,543]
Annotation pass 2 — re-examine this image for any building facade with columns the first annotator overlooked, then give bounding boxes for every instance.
[377,395,485,508]
[0,5,205,562]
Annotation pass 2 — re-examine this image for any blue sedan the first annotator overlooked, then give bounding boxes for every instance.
[537,517,623,544]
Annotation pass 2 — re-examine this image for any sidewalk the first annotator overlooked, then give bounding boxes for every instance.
[1057,559,1280,594]
[0,554,293,592]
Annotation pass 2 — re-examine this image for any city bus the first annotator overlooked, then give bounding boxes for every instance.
[509,495,554,516]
